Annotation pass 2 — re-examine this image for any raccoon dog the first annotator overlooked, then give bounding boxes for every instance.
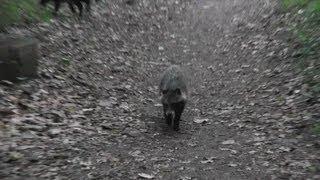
[159,65,187,131]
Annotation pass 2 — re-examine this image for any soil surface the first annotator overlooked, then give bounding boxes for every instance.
[0,0,319,179]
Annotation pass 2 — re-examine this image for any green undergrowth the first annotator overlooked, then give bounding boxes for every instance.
[311,122,320,135]
[0,0,52,29]
[283,0,320,10]
[282,0,320,97]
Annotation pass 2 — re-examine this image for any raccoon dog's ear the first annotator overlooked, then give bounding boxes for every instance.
[174,89,181,95]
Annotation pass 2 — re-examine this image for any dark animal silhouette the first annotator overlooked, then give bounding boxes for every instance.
[159,65,188,131]
[40,0,92,17]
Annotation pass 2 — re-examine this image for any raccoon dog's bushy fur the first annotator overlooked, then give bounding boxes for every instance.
[159,65,187,131]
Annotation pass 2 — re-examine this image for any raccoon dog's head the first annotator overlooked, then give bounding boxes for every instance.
[161,88,186,104]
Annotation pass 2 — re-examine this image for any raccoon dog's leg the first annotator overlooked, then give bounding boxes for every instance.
[73,0,83,16]
[173,101,185,131]
[84,0,91,13]
[53,0,62,15]
[67,1,76,14]
[163,104,173,125]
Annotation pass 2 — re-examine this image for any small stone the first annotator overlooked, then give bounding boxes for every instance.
[298,9,304,14]
[248,150,256,154]
[241,64,250,68]
[101,123,113,130]
[82,108,95,115]
[193,118,209,124]
[138,173,154,179]
[187,142,197,147]
[120,102,130,112]
[28,155,41,163]
[48,128,62,138]
[221,139,235,145]
[228,163,238,167]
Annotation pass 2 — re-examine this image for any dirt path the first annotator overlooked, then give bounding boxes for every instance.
[1,0,319,179]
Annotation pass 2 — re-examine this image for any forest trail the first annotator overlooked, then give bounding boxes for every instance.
[1,0,319,179]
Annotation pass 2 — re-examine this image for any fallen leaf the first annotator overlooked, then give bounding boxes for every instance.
[193,118,209,124]
[221,139,235,145]
[200,157,217,164]
[138,173,154,179]
[154,103,162,107]
[8,152,24,161]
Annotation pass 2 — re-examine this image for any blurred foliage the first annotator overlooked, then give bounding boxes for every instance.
[312,123,320,134]
[60,57,71,66]
[0,0,52,29]
[283,0,320,96]
[283,0,320,12]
